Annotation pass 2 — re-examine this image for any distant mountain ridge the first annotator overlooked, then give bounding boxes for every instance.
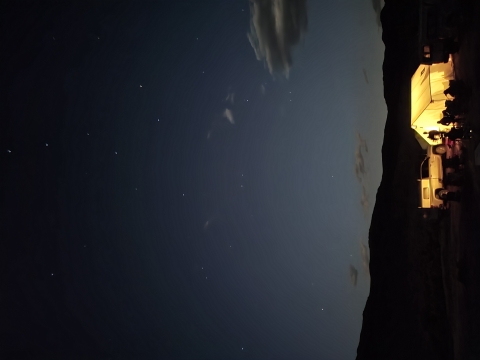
[356,1,453,359]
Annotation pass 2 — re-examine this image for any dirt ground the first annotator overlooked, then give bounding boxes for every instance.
[441,0,480,358]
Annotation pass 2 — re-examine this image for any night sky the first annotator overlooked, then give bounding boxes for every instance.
[1,1,386,359]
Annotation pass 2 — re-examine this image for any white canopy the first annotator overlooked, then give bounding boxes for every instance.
[411,59,455,145]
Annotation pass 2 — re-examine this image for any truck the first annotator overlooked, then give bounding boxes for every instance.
[418,144,449,209]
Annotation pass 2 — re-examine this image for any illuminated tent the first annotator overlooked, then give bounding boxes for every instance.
[411,58,455,145]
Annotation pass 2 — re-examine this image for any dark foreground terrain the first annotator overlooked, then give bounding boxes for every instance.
[356,0,480,359]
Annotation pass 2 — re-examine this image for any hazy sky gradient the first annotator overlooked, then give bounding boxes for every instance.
[61,1,386,358]
[4,0,386,358]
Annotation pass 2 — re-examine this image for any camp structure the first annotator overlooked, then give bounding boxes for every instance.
[411,57,455,146]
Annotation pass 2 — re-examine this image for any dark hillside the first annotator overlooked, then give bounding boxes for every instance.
[357,1,453,359]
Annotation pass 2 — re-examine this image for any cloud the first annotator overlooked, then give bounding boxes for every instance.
[360,242,370,276]
[362,68,369,84]
[371,0,384,29]
[355,132,370,212]
[223,108,235,124]
[260,84,266,94]
[354,132,368,182]
[349,265,358,286]
[247,0,308,77]
[360,185,369,213]
[355,147,366,182]
[226,91,235,104]
[357,131,368,152]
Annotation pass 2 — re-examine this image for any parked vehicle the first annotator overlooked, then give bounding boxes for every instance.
[418,144,461,209]
[418,144,446,209]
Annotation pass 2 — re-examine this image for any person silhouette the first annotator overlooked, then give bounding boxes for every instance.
[446,127,464,140]
[437,115,455,126]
